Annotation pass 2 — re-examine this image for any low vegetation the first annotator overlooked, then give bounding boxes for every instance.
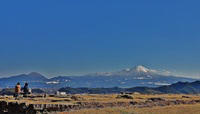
[67,104,200,114]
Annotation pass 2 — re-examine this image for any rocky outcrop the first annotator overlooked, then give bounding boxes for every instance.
[77,101,134,109]
[116,95,134,99]
[148,97,166,102]
[71,96,85,101]
[0,100,80,114]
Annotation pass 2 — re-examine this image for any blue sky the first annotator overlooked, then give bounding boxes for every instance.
[0,0,200,78]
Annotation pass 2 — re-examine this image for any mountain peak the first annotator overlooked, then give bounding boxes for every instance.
[134,65,149,73]
[85,65,157,76]
[28,72,44,77]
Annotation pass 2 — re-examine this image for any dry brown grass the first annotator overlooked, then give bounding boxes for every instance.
[1,94,200,104]
[2,94,198,103]
[2,94,200,113]
[58,94,200,114]
[65,104,200,114]
[74,94,200,103]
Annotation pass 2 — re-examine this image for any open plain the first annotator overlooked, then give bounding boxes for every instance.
[1,94,200,114]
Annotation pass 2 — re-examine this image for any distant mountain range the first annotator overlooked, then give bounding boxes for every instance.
[0,66,197,88]
[2,81,200,95]
[58,81,200,94]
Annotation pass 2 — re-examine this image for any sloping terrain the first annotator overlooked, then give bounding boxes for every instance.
[59,81,200,94]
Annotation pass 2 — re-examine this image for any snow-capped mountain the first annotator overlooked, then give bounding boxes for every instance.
[85,65,158,76]
[0,66,198,88]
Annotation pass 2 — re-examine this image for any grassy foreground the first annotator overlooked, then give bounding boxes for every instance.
[57,94,200,114]
[64,104,200,114]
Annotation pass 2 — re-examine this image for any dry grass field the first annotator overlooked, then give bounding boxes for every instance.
[74,94,200,102]
[69,104,200,114]
[1,94,200,114]
[59,94,200,114]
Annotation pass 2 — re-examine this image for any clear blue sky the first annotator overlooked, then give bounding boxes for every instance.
[0,0,200,78]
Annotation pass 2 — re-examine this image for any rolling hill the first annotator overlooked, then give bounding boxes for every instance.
[58,81,200,94]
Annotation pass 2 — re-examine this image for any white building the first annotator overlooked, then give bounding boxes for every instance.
[56,91,66,95]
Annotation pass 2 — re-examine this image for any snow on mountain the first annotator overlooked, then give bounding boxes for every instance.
[0,69,197,88]
[134,65,149,72]
[85,65,158,76]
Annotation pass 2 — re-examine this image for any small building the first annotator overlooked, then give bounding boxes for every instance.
[55,91,66,95]
[60,92,66,95]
